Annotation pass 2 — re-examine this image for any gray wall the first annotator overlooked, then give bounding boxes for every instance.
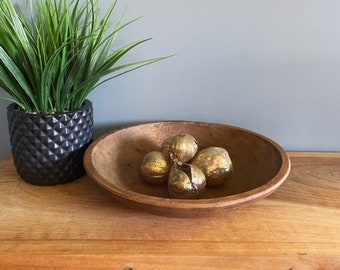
[2,0,340,160]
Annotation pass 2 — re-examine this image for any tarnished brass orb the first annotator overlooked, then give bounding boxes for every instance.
[192,147,233,186]
[168,163,206,199]
[140,151,171,184]
[161,136,172,155]
[166,133,198,163]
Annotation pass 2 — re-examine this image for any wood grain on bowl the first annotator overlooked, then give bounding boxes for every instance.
[84,121,291,217]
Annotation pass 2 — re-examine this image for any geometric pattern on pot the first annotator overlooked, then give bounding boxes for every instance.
[7,100,94,185]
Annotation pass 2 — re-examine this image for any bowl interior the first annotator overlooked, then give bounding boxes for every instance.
[87,122,286,200]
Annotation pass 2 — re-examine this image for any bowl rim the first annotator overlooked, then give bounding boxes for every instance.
[84,121,291,214]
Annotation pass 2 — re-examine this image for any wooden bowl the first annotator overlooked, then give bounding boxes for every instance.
[84,121,291,217]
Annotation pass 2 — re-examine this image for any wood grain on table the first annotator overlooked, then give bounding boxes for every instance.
[0,152,339,269]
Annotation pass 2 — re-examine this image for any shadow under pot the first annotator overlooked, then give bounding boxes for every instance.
[7,100,94,185]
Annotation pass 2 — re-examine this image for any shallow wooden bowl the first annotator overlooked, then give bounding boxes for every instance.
[84,121,291,217]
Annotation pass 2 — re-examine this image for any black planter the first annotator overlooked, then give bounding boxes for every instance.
[7,100,94,185]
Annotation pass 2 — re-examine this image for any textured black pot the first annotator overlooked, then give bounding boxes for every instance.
[7,100,94,185]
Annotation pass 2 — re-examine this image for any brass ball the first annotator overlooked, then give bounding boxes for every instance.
[168,163,206,199]
[166,133,198,163]
[192,147,233,186]
[140,151,171,184]
[161,136,172,155]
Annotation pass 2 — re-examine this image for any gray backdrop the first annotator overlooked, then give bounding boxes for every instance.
[1,0,340,160]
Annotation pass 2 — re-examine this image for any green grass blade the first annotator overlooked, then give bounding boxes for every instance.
[0,66,32,111]
[0,46,38,110]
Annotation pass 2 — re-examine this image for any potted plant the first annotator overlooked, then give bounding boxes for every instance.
[0,0,168,185]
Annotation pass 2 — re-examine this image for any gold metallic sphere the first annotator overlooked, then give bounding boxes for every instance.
[192,147,233,186]
[140,151,171,184]
[168,163,206,199]
[166,133,198,163]
[161,136,172,155]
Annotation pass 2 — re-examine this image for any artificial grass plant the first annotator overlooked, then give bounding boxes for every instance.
[0,0,167,114]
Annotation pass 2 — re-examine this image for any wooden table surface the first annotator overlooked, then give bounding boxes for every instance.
[0,152,339,269]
